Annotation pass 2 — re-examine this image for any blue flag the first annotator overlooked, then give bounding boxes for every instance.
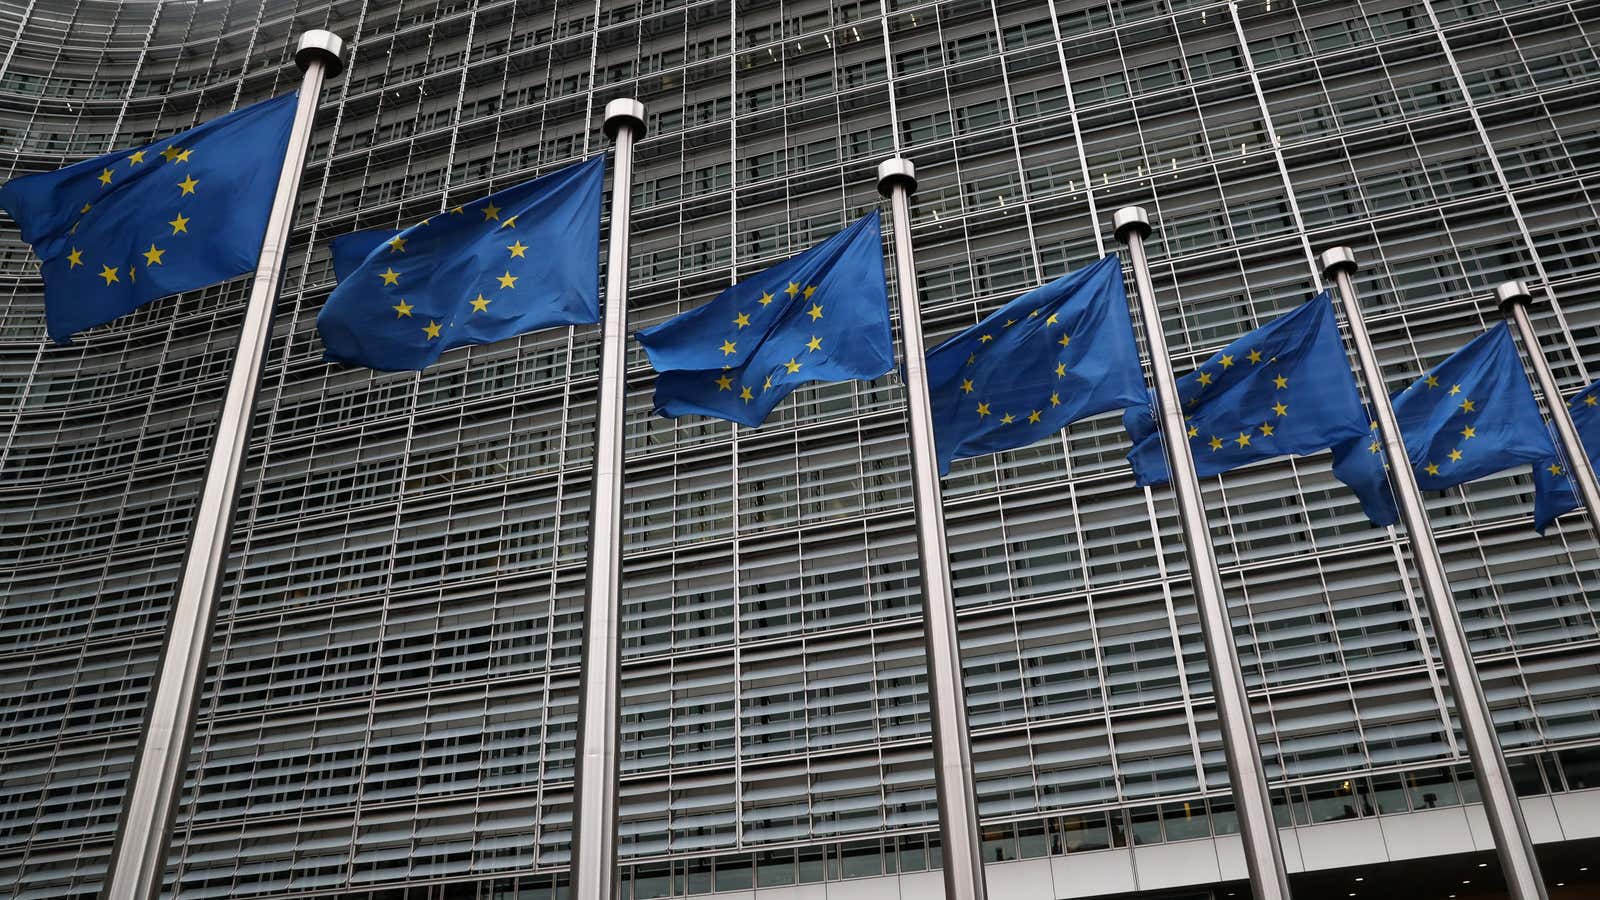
[927,254,1145,475]
[317,155,604,371]
[1124,293,1398,526]
[0,93,298,344]
[1534,379,1600,531]
[636,212,893,426]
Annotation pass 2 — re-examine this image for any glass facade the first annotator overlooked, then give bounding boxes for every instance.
[2,0,1600,897]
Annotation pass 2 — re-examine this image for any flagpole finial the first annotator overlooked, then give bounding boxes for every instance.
[877,157,917,197]
[1495,279,1533,311]
[604,98,646,139]
[296,30,344,77]
[1320,246,1358,279]
[1112,206,1150,243]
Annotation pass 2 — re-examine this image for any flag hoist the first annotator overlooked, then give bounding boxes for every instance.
[1115,207,1294,900]
[1321,248,1549,900]
[570,97,646,900]
[877,157,990,900]
[97,31,345,900]
[1497,280,1600,533]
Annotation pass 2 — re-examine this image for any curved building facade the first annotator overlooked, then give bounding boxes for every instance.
[2,0,1600,898]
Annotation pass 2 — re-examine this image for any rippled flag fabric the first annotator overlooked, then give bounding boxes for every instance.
[636,212,893,426]
[1390,323,1564,529]
[926,254,1145,475]
[317,155,604,371]
[1534,379,1600,531]
[0,93,298,344]
[1124,293,1398,526]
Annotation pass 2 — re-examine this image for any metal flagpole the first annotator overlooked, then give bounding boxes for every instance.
[569,97,645,900]
[1322,249,1549,900]
[1497,280,1600,534]
[100,30,344,900]
[877,157,989,900]
[1114,208,1293,900]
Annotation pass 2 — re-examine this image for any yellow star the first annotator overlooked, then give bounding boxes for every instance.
[497,240,525,260]
[1369,440,1381,454]
[1004,319,1016,327]
[976,402,991,418]
[160,146,181,162]
[98,264,119,285]
[1460,398,1475,412]
[1058,334,1070,347]
[1247,349,1262,364]
[1000,413,1016,425]
[388,236,407,253]
[471,294,490,312]
[174,148,192,163]
[1272,401,1288,416]
[967,353,977,366]
[1426,375,1440,389]
[806,335,822,352]
[97,168,113,185]
[784,358,801,374]
[497,271,518,289]
[733,312,751,329]
[1197,372,1213,387]
[804,285,816,299]
[808,304,823,321]
[740,386,754,402]
[393,300,414,318]
[127,150,145,165]
[763,376,773,391]
[1220,354,1234,368]
[482,202,500,221]
[1055,362,1067,377]
[1426,462,1441,476]
[1027,410,1042,424]
[177,174,199,195]
[1449,384,1461,395]
[1461,425,1477,439]
[1259,422,1275,437]
[720,340,737,356]
[716,374,734,391]
[785,282,800,297]
[169,213,189,234]
[1209,435,1224,451]
[1448,448,1463,462]
[1548,463,1565,475]
[1049,392,1060,407]
[1187,424,1199,438]
[80,203,92,214]
[451,206,465,214]
[142,244,165,266]
[66,247,83,268]
[1273,374,1288,389]
[1046,313,1058,325]
[1235,432,1252,447]
[380,267,400,286]
[979,334,994,344]
[1587,396,1599,407]
[423,320,442,340]
[758,292,774,306]
[501,215,519,229]
[960,379,974,394]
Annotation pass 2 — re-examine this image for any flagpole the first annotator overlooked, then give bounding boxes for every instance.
[1322,249,1549,900]
[1114,207,1293,900]
[569,97,645,900]
[1497,280,1600,534]
[100,31,343,900]
[877,157,988,900]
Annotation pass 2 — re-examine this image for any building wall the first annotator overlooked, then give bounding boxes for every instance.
[2,0,1600,897]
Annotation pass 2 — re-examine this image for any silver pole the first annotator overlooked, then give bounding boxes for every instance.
[569,97,644,900]
[877,157,988,900]
[1114,208,1293,900]
[1322,249,1548,900]
[1497,280,1600,536]
[100,31,344,900]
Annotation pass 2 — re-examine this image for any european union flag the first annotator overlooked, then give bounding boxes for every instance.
[636,212,893,425]
[1124,293,1398,526]
[1535,380,1600,530]
[927,254,1145,474]
[0,93,298,344]
[1391,323,1566,528]
[317,155,604,371]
